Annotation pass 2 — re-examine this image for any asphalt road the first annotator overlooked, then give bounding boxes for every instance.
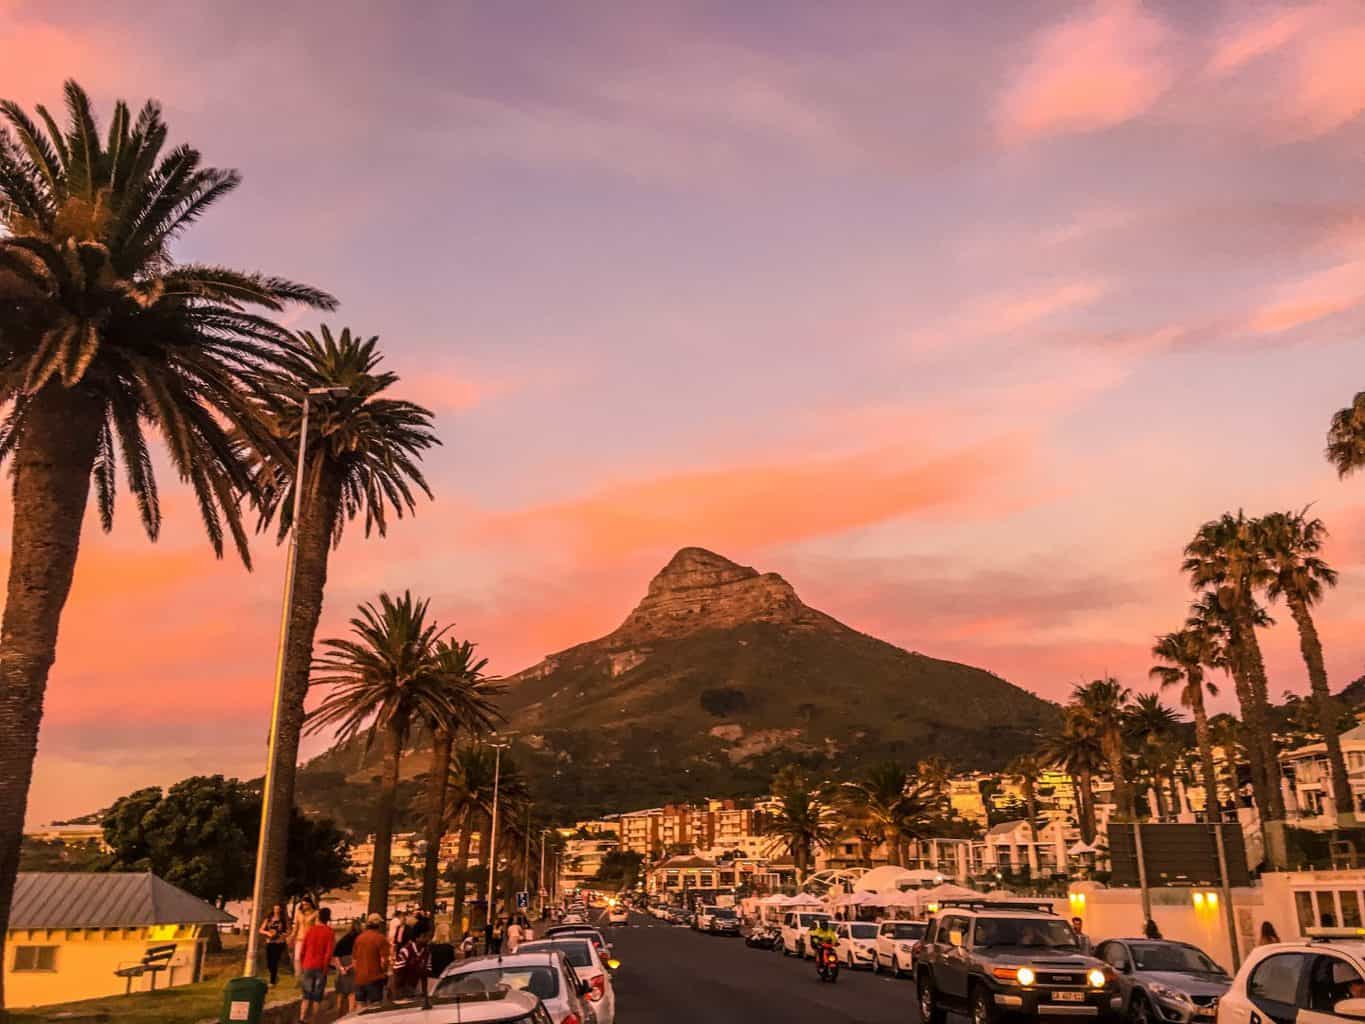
[602,914,925,1023]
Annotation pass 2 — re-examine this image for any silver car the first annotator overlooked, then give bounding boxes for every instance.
[1095,938,1231,1024]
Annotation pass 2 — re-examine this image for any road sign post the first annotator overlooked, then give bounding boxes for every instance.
[516,890,529,911]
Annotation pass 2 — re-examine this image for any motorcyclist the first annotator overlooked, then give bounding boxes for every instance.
[808,919,838,959]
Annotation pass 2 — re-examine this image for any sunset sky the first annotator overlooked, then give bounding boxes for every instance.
[7,0,1365,826]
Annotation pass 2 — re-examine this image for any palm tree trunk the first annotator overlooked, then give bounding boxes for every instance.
[450,806,474,933]
[260,473,343,917]
[884,824,902,867]
[0,388,103,1012]
[1225,642,1271,818]
[1236,603,1285,819]
[1188,682,1221,821]
[477,807,494,929]
[1288,594,1354,818]
[1107,730,1133,819]
[1077,769,1096,843]
[368,719,404,915]
[1167,773,1181,819]
[422,729,454,913]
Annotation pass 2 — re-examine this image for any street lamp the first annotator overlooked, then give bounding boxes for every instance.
[243,385,349,976]
[484,737,514,933]
[539,829,550,915]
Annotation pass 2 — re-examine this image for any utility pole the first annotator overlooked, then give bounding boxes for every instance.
[523,804,532,894]
[1133,822,1153,928]
[1214,822,1241,970]
[484,740,510,932]
[539,830,549,914]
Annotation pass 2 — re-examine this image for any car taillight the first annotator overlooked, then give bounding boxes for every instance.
[562,1015,581,1024]
[588,974,606,1001]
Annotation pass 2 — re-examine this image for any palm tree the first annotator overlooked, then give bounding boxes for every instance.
[244,326,438,914]
[1183,513,1285,822]
[1326,391,1365,476]
[0,82,333,998]
[841,762,945,867]
[761,788,839,880]
[306,591,462,914]
[419,640,502,914]
[1006,753,1043,874]
[1040,706,1104,843]
[1258,509,1353,819]
[446,744,498,931]
[1151,624,1223,822]
[1123,694,1183,818]
[1073,678,1134,819]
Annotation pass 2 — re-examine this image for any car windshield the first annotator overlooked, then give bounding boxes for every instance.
[973,917,1078,950]
[519,940,593,969]
[713,908,737,919]
[1130,943,1224,976]
[799,914,830,928]
[887,923,925,940]
[850,924,878,939]
[436,966,560,1002]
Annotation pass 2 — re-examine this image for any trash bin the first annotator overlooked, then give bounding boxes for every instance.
[221,976,268,1023]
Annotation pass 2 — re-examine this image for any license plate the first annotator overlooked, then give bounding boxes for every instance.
[1052,992,1085,1002]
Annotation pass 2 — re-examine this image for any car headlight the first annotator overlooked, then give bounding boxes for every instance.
[994,966,1036,986]
[1017,967,1036,987]
[1148,982,1194,1007]
[1088,968,1107,989]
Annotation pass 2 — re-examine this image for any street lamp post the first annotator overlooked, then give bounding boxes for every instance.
[484,740,511,934]
[243,386,347,977]
[539,830,549,914]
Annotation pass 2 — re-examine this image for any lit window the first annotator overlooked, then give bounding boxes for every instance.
[13,946,57,972]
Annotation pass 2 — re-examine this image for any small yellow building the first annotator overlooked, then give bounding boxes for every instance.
[5,871,233,1009]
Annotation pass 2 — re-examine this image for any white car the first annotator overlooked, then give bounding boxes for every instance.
[353,988,552,1023]
[607,906,629,926]
[520,936,617,1024]
[780,911,832,958]
[835,920,880,969]
[874,919,927,977]
[1218,931,1365,1024]
[436,951,593,1024]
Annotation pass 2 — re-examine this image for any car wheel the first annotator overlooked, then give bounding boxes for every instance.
[1131,992,1154,1024]
[971,984,998,1024]
[873,957,881,975]
[918,972,947,1024]
[892,955,901,977]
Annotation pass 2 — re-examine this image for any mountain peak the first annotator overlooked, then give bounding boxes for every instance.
[612,547,827,642]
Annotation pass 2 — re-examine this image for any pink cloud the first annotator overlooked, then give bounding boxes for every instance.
[1247,258,1365,334]
[1208,6,1311,76]
[996,0,1173,144]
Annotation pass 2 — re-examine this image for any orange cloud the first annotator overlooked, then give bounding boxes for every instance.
[482,435,1032,560]
[1208,6,1311,76]
[1247,258,1365,334]
[997,0,1172,144]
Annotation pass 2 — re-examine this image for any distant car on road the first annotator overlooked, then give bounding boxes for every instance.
[354,988,552,1023]
[874,919,927,977]
[835,920,879,969]
[607,906,629,926]
[703,906,741,936]
[436,950,594,1024]
[1094,938,1229,1024]
[780,911,832,958]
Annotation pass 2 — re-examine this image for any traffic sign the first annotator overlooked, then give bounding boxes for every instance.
[516,890,529,909]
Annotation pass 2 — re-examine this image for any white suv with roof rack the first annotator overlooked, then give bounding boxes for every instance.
[1218,928,1365,1024]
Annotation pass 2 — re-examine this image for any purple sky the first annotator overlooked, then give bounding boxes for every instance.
[6,0,1365,824]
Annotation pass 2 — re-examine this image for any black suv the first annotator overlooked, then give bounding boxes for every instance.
[917,900,1122,1024]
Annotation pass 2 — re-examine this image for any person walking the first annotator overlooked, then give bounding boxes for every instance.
[259,904,290,987]
[291,898,318,976]
[1259,921,1281,946]
[352,913,392,1010]
[332,918,362,1017]
[393,929,433,998]
[490,915,505,954]
[298,907,336,1022]
[506,916,524,954]
[1070,917,1091,954]
[429,922,456,984]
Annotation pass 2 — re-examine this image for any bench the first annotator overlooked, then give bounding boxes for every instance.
[114,944,177,994]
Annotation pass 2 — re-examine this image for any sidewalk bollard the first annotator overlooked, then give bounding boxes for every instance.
[221,976,268,1023]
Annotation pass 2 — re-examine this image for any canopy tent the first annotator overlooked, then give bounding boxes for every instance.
[832,890,885,907]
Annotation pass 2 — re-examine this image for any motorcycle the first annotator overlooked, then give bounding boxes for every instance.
[814,940,840,983]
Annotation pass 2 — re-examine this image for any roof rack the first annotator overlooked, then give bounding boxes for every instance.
[937,899,1058,915]
[1305,928,1365,942]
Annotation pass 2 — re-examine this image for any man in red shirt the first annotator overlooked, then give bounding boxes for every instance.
[298,906,336,1022]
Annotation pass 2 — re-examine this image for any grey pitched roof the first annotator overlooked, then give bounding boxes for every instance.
[9,872,235,930]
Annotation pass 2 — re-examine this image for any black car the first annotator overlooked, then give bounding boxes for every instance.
[916,900,1123,1024]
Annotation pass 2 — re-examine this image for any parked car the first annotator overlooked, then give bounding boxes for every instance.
[544,925,613,960]
[780,911,832,958]
[835,921,880,969]
[354,988,552,1023]
[519,938,617,1024]
[1095,938,1230,1023]
[1218,929,1365,1024]
[874,919,928,977]
[916,900,1122,1024]
[703,906,741,936]
[435,950,594,1024]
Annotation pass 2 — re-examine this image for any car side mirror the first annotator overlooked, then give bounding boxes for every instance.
[1336,998,1365,1020]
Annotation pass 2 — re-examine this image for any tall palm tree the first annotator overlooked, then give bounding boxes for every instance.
[1151,624,1222,822]
[306,591,462,914]
[1006,753,1043,874]
[244,326,438,914]
[1073,678,1134,819]
[419,640,502,914]
[1183,513,1285,822]
[446,744,498,932]
[1040,706,1104,843]
[1123,694,1183,818]
[1258,509,1352,819]
[0,82,332,1000]
[1326,391,1365,477]
[841,762,944,867]
[761,788,839,880]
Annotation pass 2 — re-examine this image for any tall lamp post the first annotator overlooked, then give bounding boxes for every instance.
[243,385,348,976]
[539,829,550,915]
[484,738,512,934]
